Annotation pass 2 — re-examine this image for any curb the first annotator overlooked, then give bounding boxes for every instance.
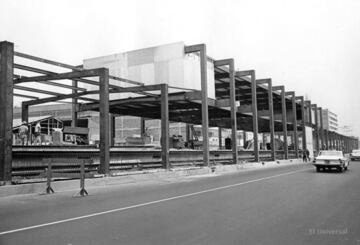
[0,159,304,198]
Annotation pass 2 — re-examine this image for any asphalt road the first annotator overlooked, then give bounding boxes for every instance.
[0,162,359,245]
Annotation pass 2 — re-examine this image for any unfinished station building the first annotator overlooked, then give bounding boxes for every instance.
[0,41,358,183]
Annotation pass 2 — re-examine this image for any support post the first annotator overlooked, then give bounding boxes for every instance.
[186,124,191,143]
[290,93,299,158]
[110,114,115,146]
[185,44,210,166]
[99,69,110,175]
[269,82,275,160]
[281,88,288,159]
[160,84,169,169]
[297,97,306,152]
[325,130,329,150]
[218,127,222,149]
[0,41,14,183]
[313,104,320,152]
[140,117,146,135]
[250,71,259,162]
[21,103,29,123]
[319,107,324,150]
[214,59,238,164]
[229,60,238,164]
[71,80,78,127]
[259,79,275,161]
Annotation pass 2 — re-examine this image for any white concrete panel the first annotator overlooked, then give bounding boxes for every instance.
[83,41,216,100]
[305,126,314,157]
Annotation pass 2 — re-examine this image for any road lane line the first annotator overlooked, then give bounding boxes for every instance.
[0,167,312,236]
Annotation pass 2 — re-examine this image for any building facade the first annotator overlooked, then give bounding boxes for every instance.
[322,109,338,132]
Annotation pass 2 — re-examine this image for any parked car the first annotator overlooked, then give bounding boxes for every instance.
[350,149,360,161]
[313,150,350,172]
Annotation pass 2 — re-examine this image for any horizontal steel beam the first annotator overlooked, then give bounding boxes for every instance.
[14,85,62,96]
[15,68,104,83]
[236,70,254,77]
[13,93,39,100]
[14,52,143,86]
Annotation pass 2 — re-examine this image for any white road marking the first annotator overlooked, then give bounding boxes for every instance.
[0,167,312,236]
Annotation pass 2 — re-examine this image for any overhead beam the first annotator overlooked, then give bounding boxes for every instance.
[14,51,143,86]
[13,93,39,100]
[23,90,100,106]
[13,85,63,96]
[15,68,104,83]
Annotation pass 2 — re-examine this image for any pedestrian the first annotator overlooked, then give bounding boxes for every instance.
[306,148,310,162]
[34,122,42,145]
[18,121,29,146]
[303,149,307,162]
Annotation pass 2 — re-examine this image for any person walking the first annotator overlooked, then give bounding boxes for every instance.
[18,121,29,146]
[306,148,310,162]
[34,122,42,145]
[303,149,308,162]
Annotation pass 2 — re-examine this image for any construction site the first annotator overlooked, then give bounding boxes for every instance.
[0,40,359,184]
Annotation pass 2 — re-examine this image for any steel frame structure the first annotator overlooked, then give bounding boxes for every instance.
[1,41,359,183]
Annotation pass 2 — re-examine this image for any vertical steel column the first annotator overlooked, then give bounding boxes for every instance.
[335,133,339,150]
[186,124,191,143]
[229,60,238,164]
[312,104,319,152]
[292,95,299,158]
[214,59,238,164]
[160,84,169,169]
[0,41,14,183]
[268,81,275,160]
[218,127,222,149]
[21,103,29,123]
[250,71,259,162]
[296,97,306,152]
[99,68,110,175]
[305,101,312,156]
[110,114,115,146]
[325,130,329,150]
[140,118,146,135]
[319,107,324,150]
[259,79,275,161]
[280,87,288,159]
[71,80,78,127]
[290,93,299,158]
[243,131,247,147]
[185,44,210,166]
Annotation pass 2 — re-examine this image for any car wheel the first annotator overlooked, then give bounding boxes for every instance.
[316,166,321,172]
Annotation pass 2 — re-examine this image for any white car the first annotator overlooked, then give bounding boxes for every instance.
[350,149,360,161]
[313,150,350,172]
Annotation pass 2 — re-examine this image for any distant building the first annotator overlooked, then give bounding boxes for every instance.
[322,109,338,132]
[338,125,353,137]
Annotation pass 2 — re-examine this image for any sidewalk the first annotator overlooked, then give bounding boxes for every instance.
[0,159,305,198]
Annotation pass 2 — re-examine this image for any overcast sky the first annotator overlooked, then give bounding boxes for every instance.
[1,0,359,137]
